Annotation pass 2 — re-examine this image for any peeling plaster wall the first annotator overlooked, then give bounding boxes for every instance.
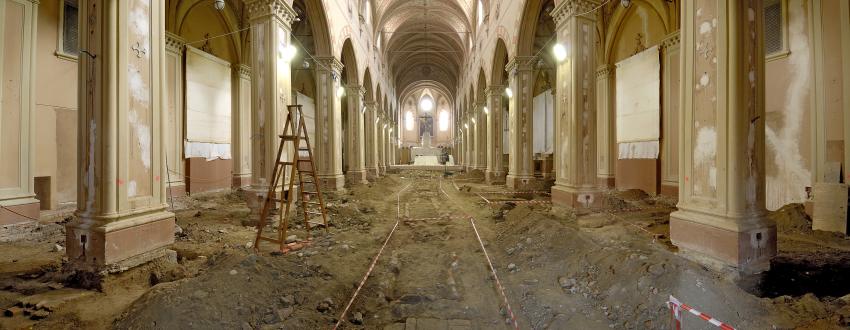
[764,0,812,211]
[34,1,78,207]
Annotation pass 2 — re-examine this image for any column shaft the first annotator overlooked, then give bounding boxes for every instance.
[345,86,367,184]
[164,33,186,196]
[551,1,601,208]
[474,101,488,170]
[505,56,537,189]
[485,86,506,183]
[313,57,345,191]
[364,101,380,180]
[68,0,174,268]
[231,64,252,188]
[670,0,775,273]
[595,65,616,188]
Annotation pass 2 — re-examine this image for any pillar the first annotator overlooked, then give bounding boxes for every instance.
[364,101,380,180]
[345,85,367,184]
[67,0,175,269]
[670,0,775,273]
[378,114,386,175]
[163,33,186,197]
[485,86,506,184]
[595,64,616,188]
[551,0,601,208]
[474,101,488,171]
[231,64,252,189]
[0,0,40,226]
[505,56,536,189]
[313,57,345,191]
[245,0,296,217]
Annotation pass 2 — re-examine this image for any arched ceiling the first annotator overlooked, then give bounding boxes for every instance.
[375,0,473,97]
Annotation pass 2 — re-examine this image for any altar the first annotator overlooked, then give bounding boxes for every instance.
[411,133,454,165]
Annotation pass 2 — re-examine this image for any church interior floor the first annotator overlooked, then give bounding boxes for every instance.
[1,170,849,329]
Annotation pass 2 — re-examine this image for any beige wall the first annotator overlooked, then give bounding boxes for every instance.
[34,0,78,208]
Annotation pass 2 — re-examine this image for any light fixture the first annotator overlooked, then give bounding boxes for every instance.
[553,43,567,62]
[505,87,513,99]
[214,0,225,10]
[464,123,469,129]
[279,43,297,63]
[336,86,346,98]
[621,0,631,8]
[483,106,489,114]
[471,118,476,124]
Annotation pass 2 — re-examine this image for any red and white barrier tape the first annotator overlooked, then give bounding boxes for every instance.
[469,217,520,330]
[477,191,552,195]
[668,295,736,330]
[486,200,552,205]
[403,216,467,222]
[334,182,412,329]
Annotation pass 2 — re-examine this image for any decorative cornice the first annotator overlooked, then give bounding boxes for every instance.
[314,56,344,73]
[346,85,366,96]
[245,0,297,26]
[660,32,681,51]
[551,0,600,26]
[505,56,537,73]
[165,32,186,54]
[236,64,251,79]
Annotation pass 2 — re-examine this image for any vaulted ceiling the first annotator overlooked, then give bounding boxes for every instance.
[375,0,473,97]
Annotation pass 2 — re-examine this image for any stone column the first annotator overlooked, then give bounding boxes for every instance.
[670,0,775,273]
[505,56,537,189]
[344,85,367,184]
[245,0,296,216]
[68,0,175,269]
[550,0,601,208]
[231,64,252,189]
[378,114,386,175]
[595,64,616,188]
[163,33,186,197]
[474,101,488,171]
[313,57,345,191]
[364,101,380,180]
[485,86,506,184]
[0,0,40,225]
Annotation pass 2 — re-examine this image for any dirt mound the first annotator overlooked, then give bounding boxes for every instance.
[772,203,813,234]
[615,189,650,201]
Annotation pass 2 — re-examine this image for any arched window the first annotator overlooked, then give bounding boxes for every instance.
[477,0,484,27]
[405,111,414,131]
[439,110,449,131]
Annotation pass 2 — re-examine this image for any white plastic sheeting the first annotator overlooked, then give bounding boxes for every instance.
[532,90,554,154]
[185,141,232,160]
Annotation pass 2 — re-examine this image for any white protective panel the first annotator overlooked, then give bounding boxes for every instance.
[532,90,554,154]
[185,46,232,144]
[184,141,232,160]
[616,46,661,147]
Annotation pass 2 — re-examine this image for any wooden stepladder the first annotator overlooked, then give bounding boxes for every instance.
[254,105,330,252]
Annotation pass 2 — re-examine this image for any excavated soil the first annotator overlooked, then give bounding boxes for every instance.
[1,170,849,329]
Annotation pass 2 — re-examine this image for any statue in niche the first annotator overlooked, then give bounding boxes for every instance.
[200,33,213,54]
[633,33,646,55]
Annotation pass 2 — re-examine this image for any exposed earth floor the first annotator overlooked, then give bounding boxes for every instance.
[2,170,850,329]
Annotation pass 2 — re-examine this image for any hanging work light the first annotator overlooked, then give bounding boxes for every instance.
[505,87,513,99]
[553,43,567,62]
[482,106,489,114]
[336,86,346,98]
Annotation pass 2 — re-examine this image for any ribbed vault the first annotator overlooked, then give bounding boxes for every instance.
[376,0,472,98]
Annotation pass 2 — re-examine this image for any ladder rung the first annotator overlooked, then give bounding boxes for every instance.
[297,159,312,162]
[304,211,323,215]
[280,135,299,140]
[258,236,282,244]
[279,161,294,165]
[304,201,322,205]
[298,148,310,151]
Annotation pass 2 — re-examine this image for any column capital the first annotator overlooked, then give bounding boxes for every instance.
[506,56,537,74]
[235,64,251,79]
[596,64,615,78]
[485,85,505,97]
[314,56,344,74]
[245,0,298,25]
[551,0,600,25]
[364,101,377,108]
[165,32,186,54]
[660,31,681,51]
